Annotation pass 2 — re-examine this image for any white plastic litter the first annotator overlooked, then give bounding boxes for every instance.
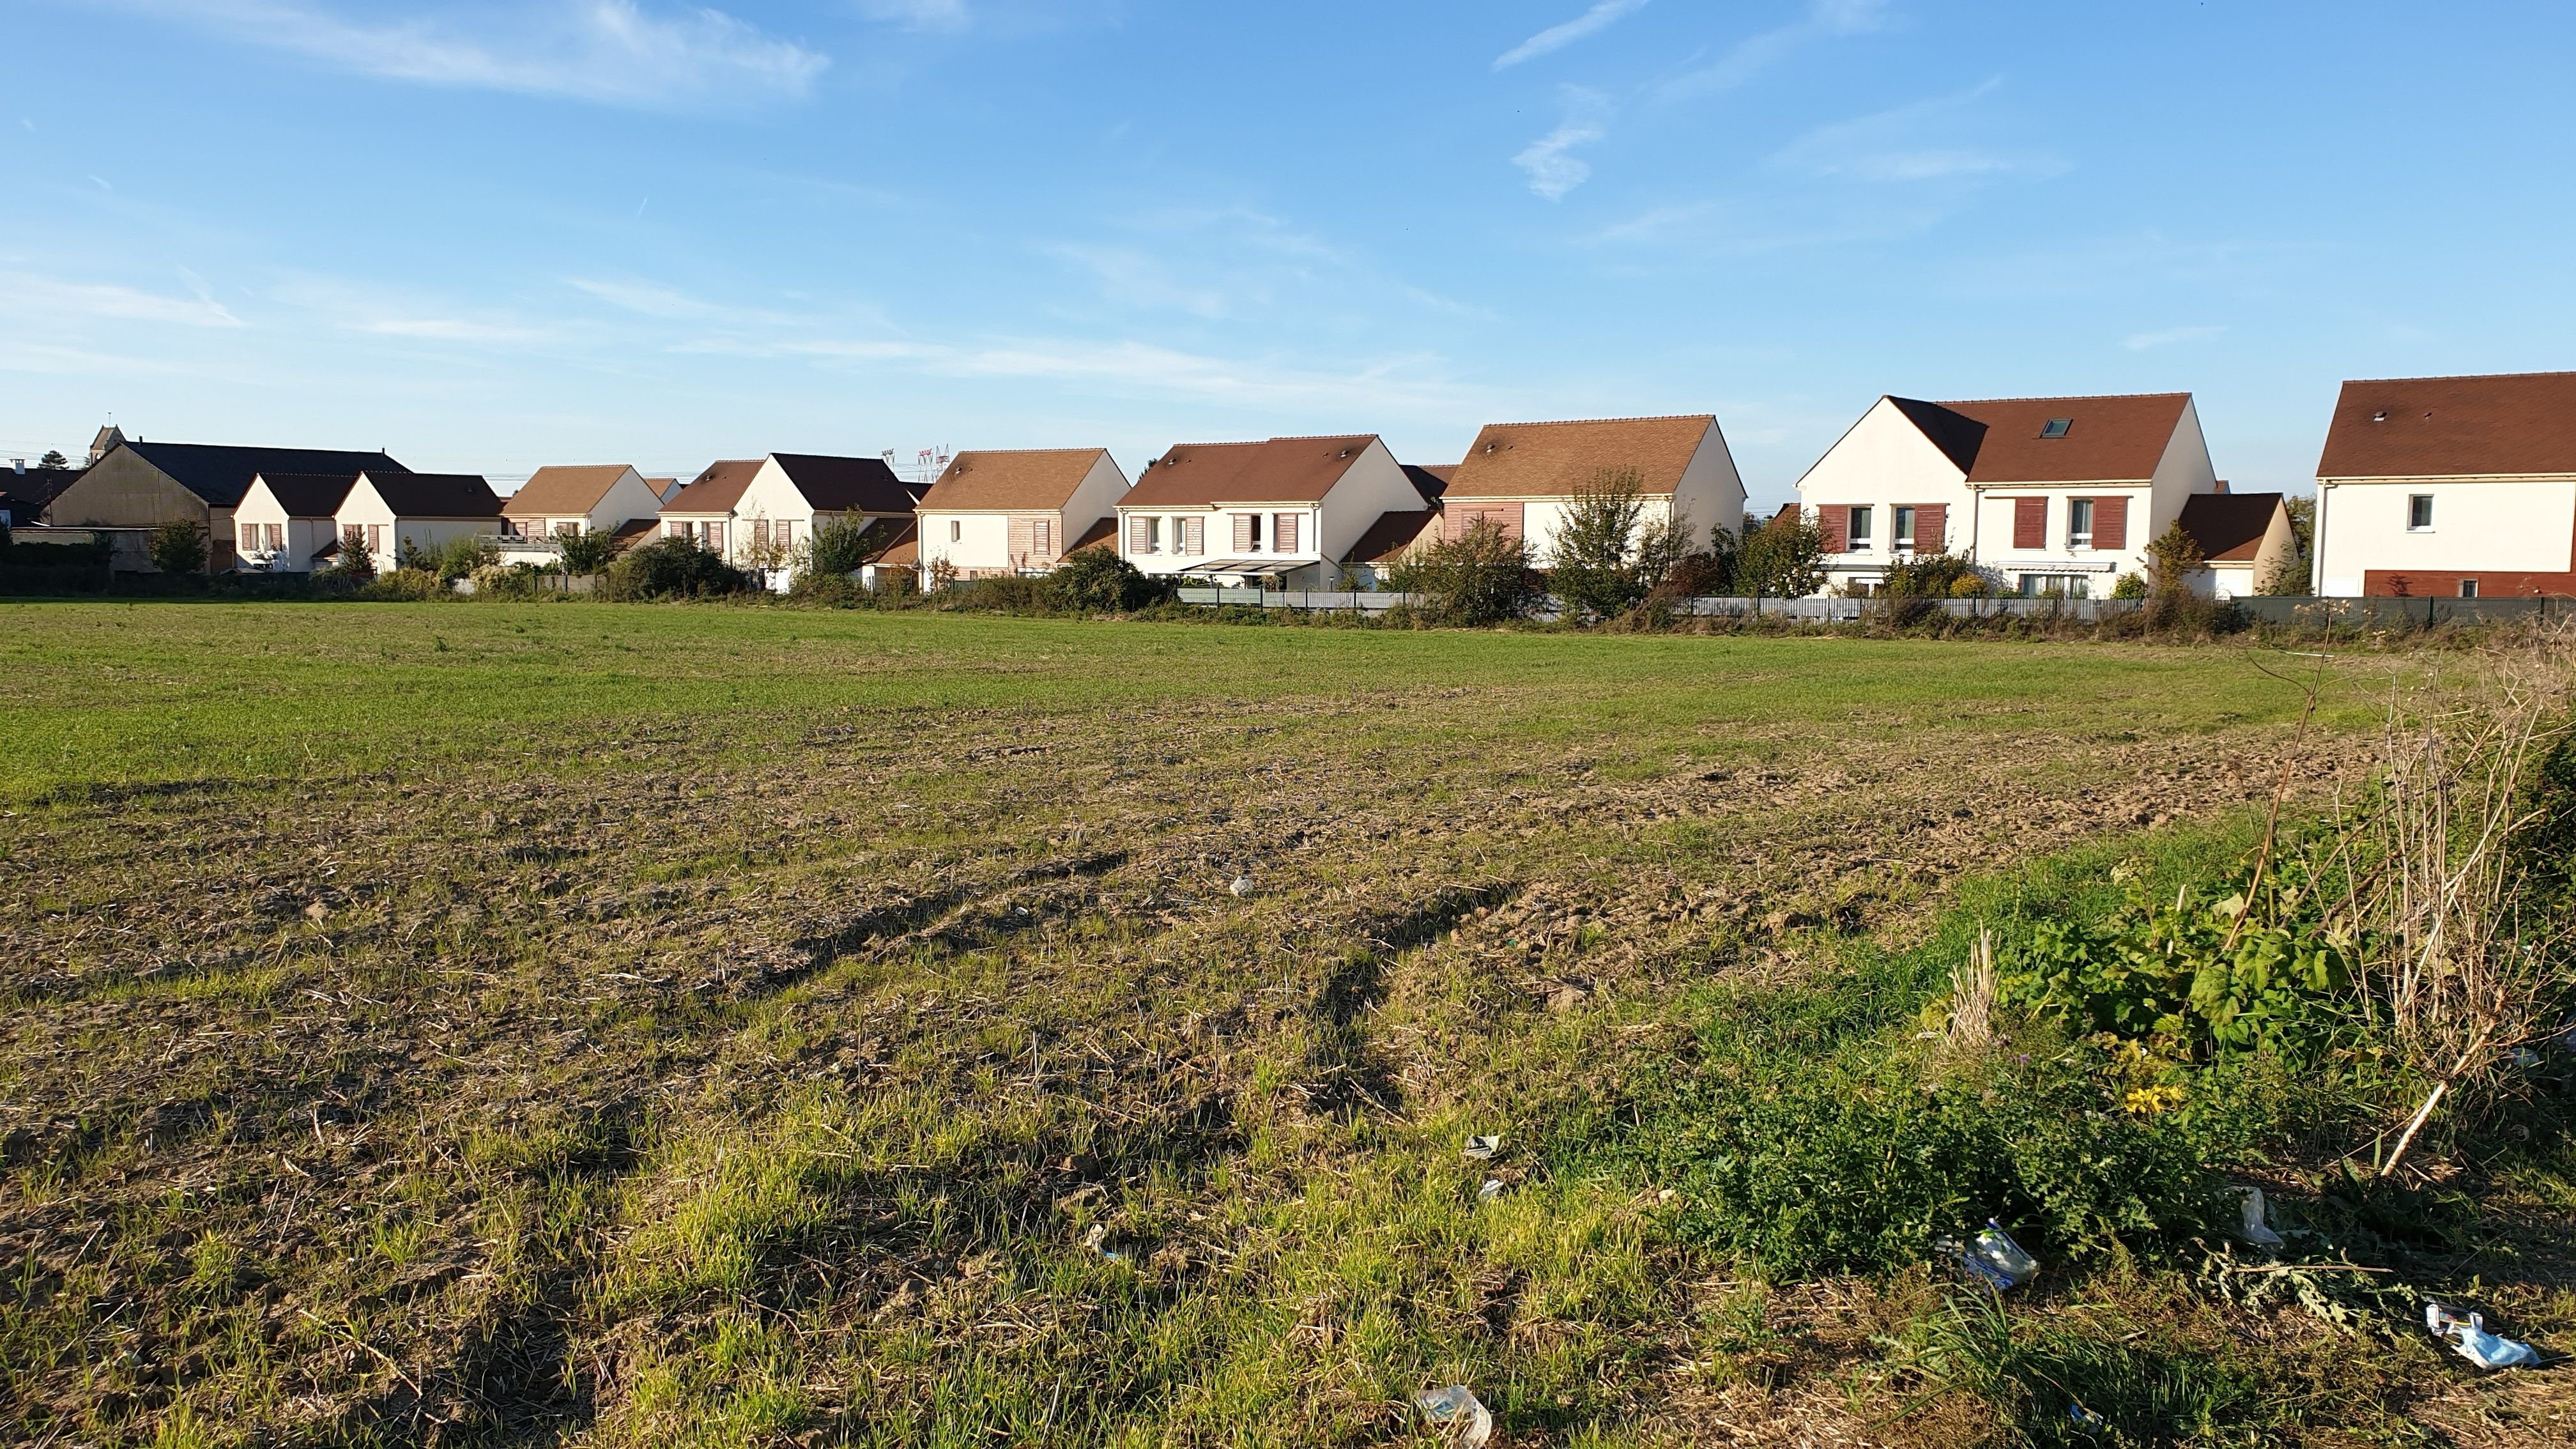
[1462,1135,1502,1161]
[1936,1221,2041,1291]
[2235,1186,2285,1248]
[1228,875,1254,898]
[2426,1303,2541,1369]
[1478,1177,1505,1202]
[1412,1385,1494,1448]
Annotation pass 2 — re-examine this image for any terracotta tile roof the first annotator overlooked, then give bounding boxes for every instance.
[505,464,636,517]
[771,453,918,513]
[1063,514,1118,556]
[1121,435,1381,508]
[249,471,360,516]
[608,517,659,554]
[1891,393,2192,484]
[1443,415,1715,500]
[362,470,502,518]
[854,517,917,566]
[918,448,1111,511]
[2177,491,2285,564]
[663,459,762,515]
[1344,508,1439,564]
[2316,372,2576,479]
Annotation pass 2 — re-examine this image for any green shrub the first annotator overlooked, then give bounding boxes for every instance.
[433,533,500,581]
[606,537,747,600]
[557,528,624,577]
[1735,510,1827,599]
[1880,551,1986,599]
[1387,519,1537,625]
[1050,548,1167,613]
[149,518,207,574]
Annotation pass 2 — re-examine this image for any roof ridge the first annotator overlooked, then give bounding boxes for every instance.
[1475,413,1715,427]
[1931,391,2190,406]
[2340,369,2576,385]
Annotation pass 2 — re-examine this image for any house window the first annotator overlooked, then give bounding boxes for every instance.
[367,525,383,553]
[707,522,724,551]
[266,523,283,551]
[1146,517,1163,552]
[775,521,793,548]
[555,520,579,537]
[2408,494,2435,531]
[1273,513,1300,554]
[1031,519,1052,555]
[1846,505,1874,551]
[1892,505,1915,551]
[240,524,259,552]
[1233,512,1263,552]
[2069,498,2096,547]
[949,519,962,543]
[2459,579,2480,599]
[2018,573,2092,599]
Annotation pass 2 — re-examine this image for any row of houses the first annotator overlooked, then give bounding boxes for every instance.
[11,369,2575,599]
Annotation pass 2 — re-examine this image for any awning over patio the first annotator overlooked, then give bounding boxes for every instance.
[1180,557,1307,579]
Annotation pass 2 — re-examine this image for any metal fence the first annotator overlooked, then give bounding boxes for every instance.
[1175,588,2574,629]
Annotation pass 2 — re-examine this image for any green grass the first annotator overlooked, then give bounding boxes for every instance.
[1,604,2522,1446]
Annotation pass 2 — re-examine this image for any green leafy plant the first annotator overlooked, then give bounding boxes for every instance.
[1879,551,1986,599]
[1050,548,1167,613]
[148,518,207,574]
[1735,509,1827,600]
[2110,572,2149,600]
[1387,518,1536,625]
[1547,468,1699,621]
[606,535,747,600]
[1890,1294,2278,1448]
[557,528,624,577]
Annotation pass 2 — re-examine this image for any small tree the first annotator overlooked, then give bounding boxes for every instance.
[805,517,876,579]
[148,518,207,574]
[1735,509,1827,600]
[327,527,376,580]
[434,533,500,581]
[606,535,747,599]
[1052,548,1163,613]
[556,528,623,578]
[1388,518,1537,625]
[2110,572,2150,599]
[36,450,68,471]
[1550,469,1652,620]
[2143,520,2205,597]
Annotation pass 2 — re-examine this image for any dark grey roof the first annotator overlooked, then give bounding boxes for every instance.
[250,471,360,516]
[360,471,502,518]
[123,440,410,508]
[4,466,84,510]
[770,453,919,513]
[1885,397,1989,475]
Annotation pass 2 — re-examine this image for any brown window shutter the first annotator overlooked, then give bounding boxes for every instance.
[1127,516,1149,553]
[2094,497,2128,551]
[1274,513,1300,553]
[1232,513,1255,552]
[2012,498,2046,549]
[1818,505,1848,553]
[1035,518,1053,557]
[1008,516,1031,560]
[1916,503,1946,553]
[1180,516,1201,555]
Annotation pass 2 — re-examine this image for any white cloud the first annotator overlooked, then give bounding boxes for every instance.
[110,0,827,108]
[1514,88,1611,201]
[1494,0,1648,70]
[2122,324,2227,351]
[1657,0,1887,100]
[0,271,243,327]
[1769,79,2050,183]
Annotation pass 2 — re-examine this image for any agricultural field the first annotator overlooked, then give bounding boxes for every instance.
[1,603,2568,1446]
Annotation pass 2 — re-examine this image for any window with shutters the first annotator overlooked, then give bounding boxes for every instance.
[752,519,771,548]
[1233,513,1260,552]
[1273,513,1300,554]
[1892,505,1915,551]
[556,520,579,538]
[239,525,259,552]
[2092,497,2128,551]
[2069,498,2095,548]
[367,525,383,553]
[707,522,724,552]
[1179,516,1203,555]
[266,523,283,551]
[1917,503,1946,554]
[1128,516,1152,554]
[1848,505,1874,551]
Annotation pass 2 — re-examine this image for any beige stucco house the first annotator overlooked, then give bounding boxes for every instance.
[914,448,1131,582]
[1116,434,1432,589]
[1437,415,1745,567]
[2313,371,2576,598]
[500,464,668,564]
[659,454,921,584]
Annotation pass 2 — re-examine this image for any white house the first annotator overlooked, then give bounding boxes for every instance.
[659,454,920,583]
[2175,491,2297,600]
[334,470,504,568]
[1115,435,1431,589]
[2313,371,2576,598]
[1435,415,1745,566]
[500,464,668,564]
[233,471,358,571]
[914,448,1130,582]
[1793,392,2222,597]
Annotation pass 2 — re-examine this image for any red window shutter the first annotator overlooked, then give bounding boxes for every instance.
[1232,513,1255,552]
[1818,505,1848,553]
[2012,498,2046,549]
[1274,513,1300,553]
[1916,503,1946,553]
[2094,497,2128,551]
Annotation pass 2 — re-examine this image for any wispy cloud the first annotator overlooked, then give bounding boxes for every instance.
[1514,87,1611,201]
[267,272,555,342]
[1769,79,2049,183]
[2122,324,2227,351]
[856,0,969,30]
[1656,0,1887,100]
[108,0,827,108]
[712,334,1477,413]
[1494,0,1648,70]
[0,270,244,327]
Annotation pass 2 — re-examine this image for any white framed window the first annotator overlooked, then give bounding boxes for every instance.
[2018,573,2092,599]
[1146,517,1163,551]
[2459,579,2480,599]
[2408,494,2435,531]
[1892,505,1916,551]
[2069,497,2096,547]
[1847,505,1874,551]
[1178,516,1202,555]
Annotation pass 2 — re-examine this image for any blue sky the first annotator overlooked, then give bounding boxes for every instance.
[5,1,2573,503]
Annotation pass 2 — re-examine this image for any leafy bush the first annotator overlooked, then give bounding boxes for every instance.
[433,533,500,581]
[1879,551,1985,599]
[1547,468,1702,620]
[1387,519,1537,625]
[605,536,747,600]
[557,528,624,577]
[803,517,877,579]
[148,518,207,574]
[1734,510,1827,599]
[2110,572,2149,599]
[1050,548,1167,613]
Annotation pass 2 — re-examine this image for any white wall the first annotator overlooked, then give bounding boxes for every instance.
[2316,478,2576,595]
[1064,452,1132,551]
[336,477,498,567]
[919,511,1014,576]
[1672,418,1749,546]
[1315,439,1420,565]
[1794,397,1975,591]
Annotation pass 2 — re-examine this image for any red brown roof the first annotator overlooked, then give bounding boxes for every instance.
[2316,372,2576,479]
[918,448,1111,511]
[2177,491,2286,564]
[1064,515,1118,556]
[1443,415,1715,500]
[1343,508,1439,564]
[663,459,761,515]
[505,464,636,517]
[1901,393,2192,484]
[1121,436,1381,508]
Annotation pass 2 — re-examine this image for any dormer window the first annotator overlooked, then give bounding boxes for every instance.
[2039,418,2073,439]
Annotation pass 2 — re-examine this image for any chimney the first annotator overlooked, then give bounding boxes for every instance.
[10,459,22,475]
